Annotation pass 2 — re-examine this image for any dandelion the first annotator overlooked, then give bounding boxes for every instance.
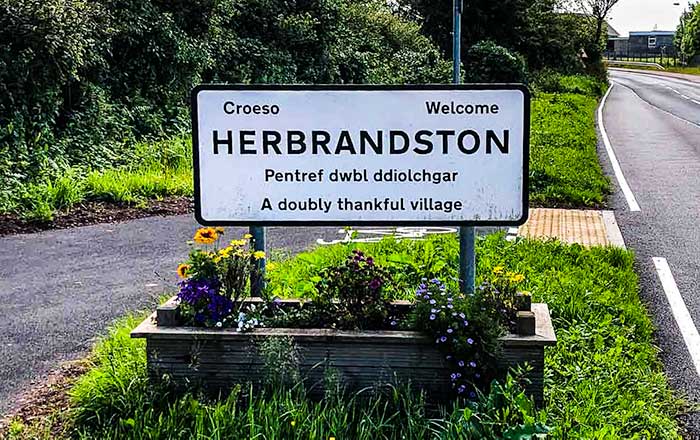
[253,251,266,260]
[243,233,253,239]
[176,263,190,279]
[194,227,218,244]
[509,273,525,283]
[230,239,247,247]
[291,420,296,427]
[492,265,504,275]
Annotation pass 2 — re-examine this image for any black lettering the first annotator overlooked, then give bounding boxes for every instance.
[486,130,509,154]
[223,102,236,114]
[312,131,331,154]
[425,101,440,114]
[262,131,282,154]
[458,130,480,154]
[435,130,455,154]
[359,131,383,154]
[239,130,256,154]
[261,198,272,210]
[389,131,410,154]
[271,105,280,115]
[287,131,306,154]
[491,104,500,114]
[335,131,356,154]
[414,130,433,155]
[213,130,233,155]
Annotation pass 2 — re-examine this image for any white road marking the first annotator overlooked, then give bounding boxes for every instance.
[598,84,641,212]
[653,257,700,377]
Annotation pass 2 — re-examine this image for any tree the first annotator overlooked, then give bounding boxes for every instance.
[570,0,620,50]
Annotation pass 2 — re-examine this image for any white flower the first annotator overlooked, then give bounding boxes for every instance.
[216,322,222,328]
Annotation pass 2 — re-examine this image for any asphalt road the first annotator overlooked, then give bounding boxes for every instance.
[604,69,700,433]
[0,218,346,412]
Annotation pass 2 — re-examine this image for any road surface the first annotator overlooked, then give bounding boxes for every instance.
[603,69,700,433]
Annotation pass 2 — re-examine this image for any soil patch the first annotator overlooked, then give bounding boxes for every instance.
[0,196,193,237]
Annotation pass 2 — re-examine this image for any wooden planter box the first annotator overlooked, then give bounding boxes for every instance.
[131,298,556,405]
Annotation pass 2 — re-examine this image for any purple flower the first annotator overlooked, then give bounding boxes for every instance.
[423,295,430,300]
[469,391,477,399]
[447,297,453,302]
[475,373,481,379]
[366,257,374,266]
[429,314,436,321]
[390,320,397,326]
[368,278,382,290]
[446,355,453,360]
[467,338,474,345]
[459,313,466,319]
[429,299,436,305]
[440,336,447,343]
[446,328,453,334]
[469,361,477,368]
[457,385,466,394]
[447,304,454,309]
[463,320,469,327]
[431,308,439,313]
[458,360,465,367]
[450,373,458,381]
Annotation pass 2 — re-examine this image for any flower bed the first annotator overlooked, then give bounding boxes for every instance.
[132,298,555,404]
[131,228,556,405]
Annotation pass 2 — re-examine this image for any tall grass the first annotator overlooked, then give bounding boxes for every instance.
[14,136,193,222]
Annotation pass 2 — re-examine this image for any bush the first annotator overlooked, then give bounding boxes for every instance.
[463,41,528,83]
[0,0,452,217]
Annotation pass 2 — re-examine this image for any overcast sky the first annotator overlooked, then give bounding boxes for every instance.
[607,0,685,35]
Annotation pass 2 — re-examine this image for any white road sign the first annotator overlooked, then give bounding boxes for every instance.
[192,85,529,226]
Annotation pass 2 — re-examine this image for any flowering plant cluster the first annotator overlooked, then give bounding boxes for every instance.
[413,278,503,398]
[175,227,265,329]
[268,250,395,330]
[478,266,529,332]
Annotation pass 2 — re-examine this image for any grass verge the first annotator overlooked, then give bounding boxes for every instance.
[2,75,611,223]
[4,234,684,439]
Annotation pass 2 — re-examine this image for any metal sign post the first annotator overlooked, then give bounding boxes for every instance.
[249,226,265,296]
[453,0,476,294]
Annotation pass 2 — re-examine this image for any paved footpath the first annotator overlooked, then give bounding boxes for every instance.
[602,68,700,434]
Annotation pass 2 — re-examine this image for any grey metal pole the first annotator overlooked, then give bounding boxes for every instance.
[453,0,476,294]
[250,226,266,297]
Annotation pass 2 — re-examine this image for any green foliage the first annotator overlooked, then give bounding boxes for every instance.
[0,0,450,218]
[679,2,700,60]
[61,309,544,440]
[401,0,596,74]
[529,93,611,208]
[531,71,607,97]
[266,234,684,438]
[463,41,528,83]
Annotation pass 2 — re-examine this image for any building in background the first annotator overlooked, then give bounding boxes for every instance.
[607,30,677,56]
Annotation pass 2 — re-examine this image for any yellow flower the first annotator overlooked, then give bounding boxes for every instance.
[176,264,190,279]
[492,265,504,275]
[218,246,233,258]
[521,290,532,296]
[193,227,218,245]
[243,233,253,240]
[290,420,296,427]
[253,251,266,260]
[215,227,225,234]
[266,262,277,271]
[230,239,247,247]
[329,437,336,440]
[509,273,525,283]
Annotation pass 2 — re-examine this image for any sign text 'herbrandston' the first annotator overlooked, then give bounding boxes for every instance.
[192,85,530,225]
